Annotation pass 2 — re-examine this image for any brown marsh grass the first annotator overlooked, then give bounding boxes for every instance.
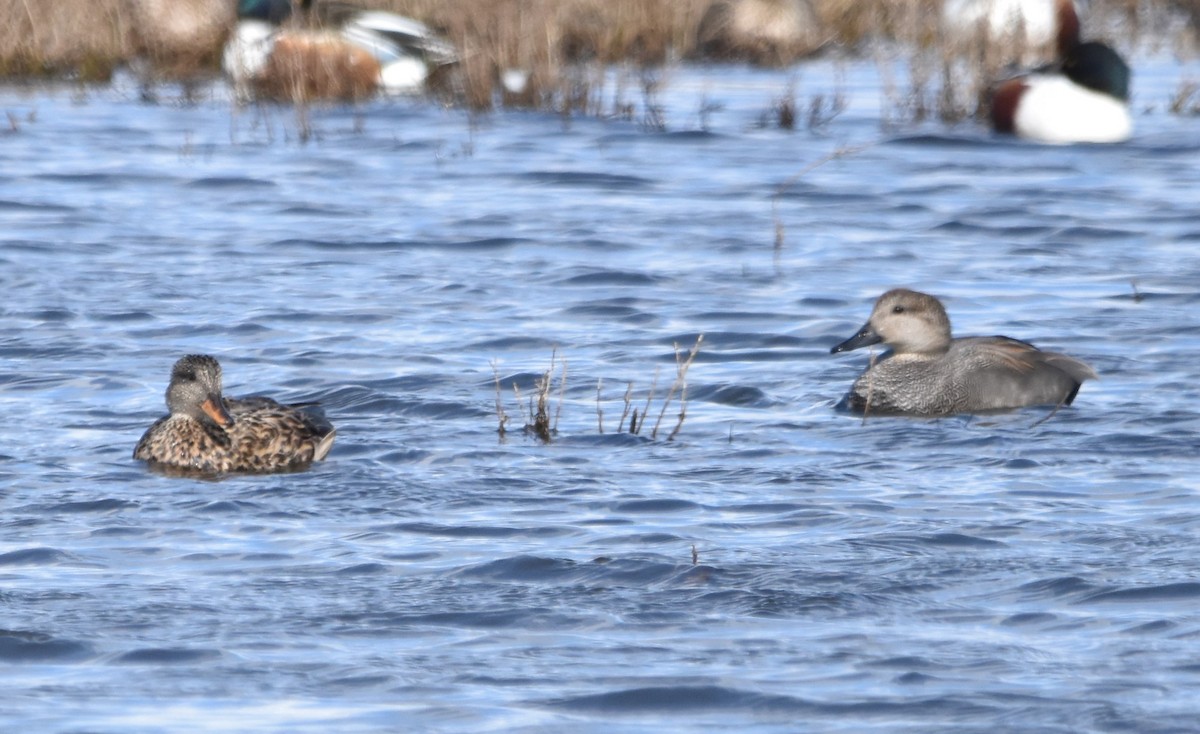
[495,349,565,443]
[0,0,129,82]
[596,335,703,441]
[495,337,702,444]
[2,0,1195,118]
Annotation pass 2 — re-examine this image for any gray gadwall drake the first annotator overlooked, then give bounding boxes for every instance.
[134,355,336,474]
[830,289,1097,416]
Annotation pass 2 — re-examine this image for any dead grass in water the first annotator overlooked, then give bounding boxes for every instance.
[0,0,129,82]
[2,0,1197,121]
[494,336,703,444]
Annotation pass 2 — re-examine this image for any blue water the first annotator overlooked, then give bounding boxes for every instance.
[2,56,1200,732]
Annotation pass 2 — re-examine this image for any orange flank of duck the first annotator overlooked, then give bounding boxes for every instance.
[258,33,381,102]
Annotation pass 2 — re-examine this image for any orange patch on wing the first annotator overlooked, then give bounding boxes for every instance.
[988,341,1038,373]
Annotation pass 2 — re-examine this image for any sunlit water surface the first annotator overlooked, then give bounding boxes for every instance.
[2,58,1200,732]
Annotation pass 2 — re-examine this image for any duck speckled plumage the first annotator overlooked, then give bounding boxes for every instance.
[830,289,1097,416]
[134,355,336,474]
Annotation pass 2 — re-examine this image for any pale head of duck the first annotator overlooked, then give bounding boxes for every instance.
[831,288,952,356]
[165,354,235,428]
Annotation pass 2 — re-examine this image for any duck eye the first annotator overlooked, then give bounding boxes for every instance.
[892,305,905,314]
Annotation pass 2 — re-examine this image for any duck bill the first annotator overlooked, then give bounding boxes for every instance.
[831,322,883,354]
[202,396,234,428]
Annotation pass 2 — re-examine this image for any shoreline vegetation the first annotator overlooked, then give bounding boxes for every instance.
[1,0,1197,122]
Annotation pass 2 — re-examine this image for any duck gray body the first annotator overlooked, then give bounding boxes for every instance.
[830,289,1097,416]
[134,355,336,474]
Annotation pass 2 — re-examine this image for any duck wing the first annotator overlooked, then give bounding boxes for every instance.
[344,10,458,65]
[954,336,1096,409]
[226,396,336,468]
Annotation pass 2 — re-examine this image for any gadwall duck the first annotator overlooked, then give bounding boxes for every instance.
[830,289,1097,416]
[988,0,1131,144]
[134,355,336,474]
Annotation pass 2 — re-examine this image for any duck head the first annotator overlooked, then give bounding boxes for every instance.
[1062,41,1130,100]
[165,354,235,428]
[238,0,294,22]
[831,289,953,356]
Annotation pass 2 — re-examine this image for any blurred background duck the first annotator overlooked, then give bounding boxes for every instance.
[224,0,458,102]
[987,0,1131,143]
[124,0,237,99]
[694,0,824,65]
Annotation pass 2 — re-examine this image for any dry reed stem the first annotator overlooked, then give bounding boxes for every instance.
[528,371,552,443]
[1170,79,1200,115]
[1031,400,1064,427]
[618,381,634,433]
[652,334,704,440]
[511,381,524,424]
[514,348,562,443]
[555,354,568,431]
[772,142,873,253]
[595,377,604,433]
[631,365,661,436]
[491,359,509,437]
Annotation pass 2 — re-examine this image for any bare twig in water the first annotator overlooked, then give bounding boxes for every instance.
[491,359,509,438]
[691,544,698,564]
[631,366,660,435]
[654,334,704,440]
[697,95,724,132]
[774,82,796,130]
[294,102,313,144]
[807,90,847,130]
[1169,80,1200,116]
[1130,280,1143,303]
[618,381,634,433]
[1031,400,1065,427]
[596,378,604,434]
[512,381,524,422]
[639,68,666,132]
[555,354,567,433]
[525,350,558,443]
[772,143,873,255]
